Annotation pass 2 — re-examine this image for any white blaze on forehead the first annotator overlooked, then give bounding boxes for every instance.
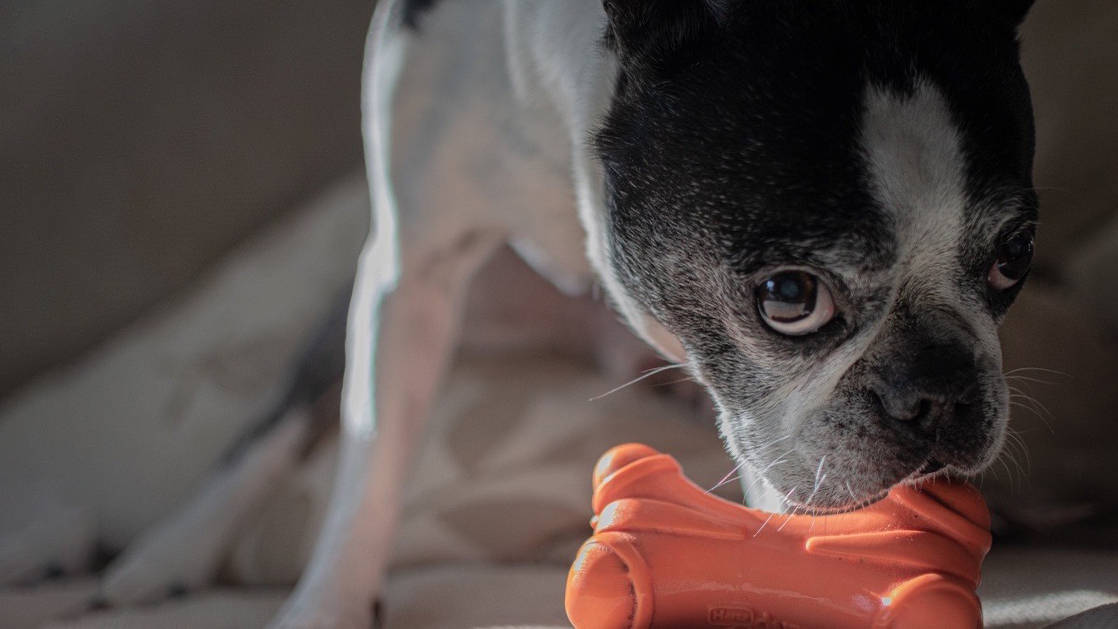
[860,80,968,301]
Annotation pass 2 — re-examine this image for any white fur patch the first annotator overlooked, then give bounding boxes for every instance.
[861,80,968,305]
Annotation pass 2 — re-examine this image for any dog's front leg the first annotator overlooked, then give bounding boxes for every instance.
[269,229,501,629]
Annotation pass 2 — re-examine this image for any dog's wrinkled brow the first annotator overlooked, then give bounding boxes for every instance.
[963,191,1039,239]
[726,239,897,278]
[718,213,899,281]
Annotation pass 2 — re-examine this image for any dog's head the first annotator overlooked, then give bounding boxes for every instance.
[594,1,1037,509]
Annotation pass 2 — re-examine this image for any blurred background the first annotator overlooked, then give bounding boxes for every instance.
[1,1,1117,628]
[1,0,372,398]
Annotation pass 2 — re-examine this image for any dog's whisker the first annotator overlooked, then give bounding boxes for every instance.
[997,454,1017,489]
[989,433,1025,489]
[1019,393,1055,423]
[749,434,793,455]
[588,363,687,401]
[708,474,744,494]
[844,480,858,502]
[1009,387,1059,422]
[743,448,796,498]
[1027,185,1071,194]
[1005,428,1032,473]
[779,458,828,533]
[1006,450,1027,484]
[1008,398,1055,434]
[781,482,825,534]
[808,492,828,534]
[707,460,746,493]
[1004,366,1071,379]
[1007,390,1044,407]
[804,469,827,509]
[1007,442,1029,483]
[712,436,793,497]
[1020,391,1057,421]
[754,486,797,538]
[776,504,802,532]
[811,456,827,494]
[763,449,796,470]
[1007,387,1056,424]
[987,462,1000,482]
[653,375,699,388]
[1005,374,1062,386]
[1008,396,1042,417]
[994,450,1014,487]
[754,439,793,459]
[754,511,779,538]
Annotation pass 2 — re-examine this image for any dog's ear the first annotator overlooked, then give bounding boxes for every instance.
[601,1,725,66]
[987,0,1036,27]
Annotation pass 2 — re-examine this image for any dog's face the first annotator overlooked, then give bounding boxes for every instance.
[595,1,1038,509]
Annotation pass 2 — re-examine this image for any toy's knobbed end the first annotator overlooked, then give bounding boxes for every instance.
[566,538,644,629]
[873,573,983,629]
[592,443,661,489]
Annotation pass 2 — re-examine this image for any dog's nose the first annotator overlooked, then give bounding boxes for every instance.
[869,343,978,433]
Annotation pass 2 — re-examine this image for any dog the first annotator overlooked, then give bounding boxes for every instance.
[95,1,1041,626]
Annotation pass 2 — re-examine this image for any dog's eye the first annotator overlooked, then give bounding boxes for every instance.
[756,271,836,336]
[988,232,1034,291]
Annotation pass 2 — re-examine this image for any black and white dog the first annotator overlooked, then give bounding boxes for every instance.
[104,1,1040,626]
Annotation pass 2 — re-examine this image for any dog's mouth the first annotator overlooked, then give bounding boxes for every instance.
[917,458,947,476]
[779,457,954,515]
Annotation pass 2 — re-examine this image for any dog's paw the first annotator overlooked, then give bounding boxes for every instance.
[0,502,94,585]
[98,505,229,606]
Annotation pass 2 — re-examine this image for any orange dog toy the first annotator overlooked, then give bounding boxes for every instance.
[565,444,992,629]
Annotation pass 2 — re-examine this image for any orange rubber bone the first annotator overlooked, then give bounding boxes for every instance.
[565,444,992,629]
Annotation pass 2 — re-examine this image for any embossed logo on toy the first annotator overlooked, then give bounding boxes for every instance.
[708,606,801,628]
